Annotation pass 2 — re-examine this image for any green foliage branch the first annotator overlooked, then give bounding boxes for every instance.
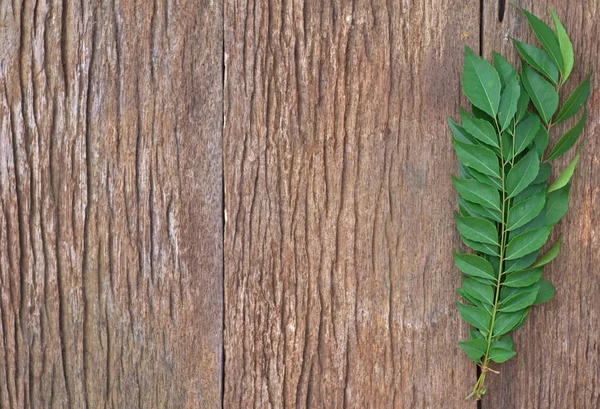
[450,4,591,400]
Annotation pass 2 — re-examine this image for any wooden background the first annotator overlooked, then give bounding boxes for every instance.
[0,0,598,408]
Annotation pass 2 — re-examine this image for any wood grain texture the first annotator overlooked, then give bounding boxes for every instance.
[0,1,223,407]
[223,0,480,407]
[481,1,600,407]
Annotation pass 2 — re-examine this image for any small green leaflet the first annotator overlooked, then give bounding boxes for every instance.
[507,191,546,231]
[503,268,544,288]
[458,303,491,332]
[453,139,502,179]
[461,110,500,148]
[448,116,477,144]
[459,338,488,362]
[516,5,563,72]
[506,150,540,198]
[462,46,502,118]
[452,177,501,211]
[534,127,549,158]
[530,237,561,268]
[546,109,586,162]
[489,346,516,363]
[549,7,574,83]
[455,214,499,245]
[513,113,541,156]
[522,64,559,124]
[554,73,590,124]
[463,237,500,257]
[493,52,518,87]
[453,252,496,280]
[516,84,531,122]
[548,153,579,193]
[493,310,528,337]
[498,76,521,132]
[533,278,556,304]
[463,277,495,305]
[505,226,551,260]
[511,38,559,84]
[505,250,539,274]
[499,285,539,312]
[543,183,571,226]
[469,167,503,190]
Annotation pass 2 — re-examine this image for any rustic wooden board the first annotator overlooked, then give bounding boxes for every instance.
[0,1,223,407]
[223,0,480,407]
[481,1,600,407]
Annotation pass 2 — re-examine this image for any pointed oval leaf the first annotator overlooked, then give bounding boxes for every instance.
[530,237,561,268]
[533,278,556,304]
[448,116,477,144]
[516,6,563,72]
[506,150,540,198]
[453,253,496,280]
[462,46,502,118]
[548,153,579,193]
[512,38,559,84]
[522,64,559,124]
[461,110,500,148]
[493,51,518,88]
[549,7,574,83]
[546,109,586,161]
[498,76,521,132]
[459,338,488,362]
[505,250,539,274]
[505,226,551,260]
[493,309,528,337]
[534,127,549,158]
[543,183,571,226]
[458,302,491,332]
[469,167,503,190]
[463,277,495,305]
[455,214,499,246]
[452,177,501,211]
[454,139,502,179]
[507,191,546,231]
[462,237,500,257]
[555,73,590,124]
[516,84,531,122]
[489,346,517,363]
[503,267,544,288]
[500,285,539,312]
[513,113,542,156]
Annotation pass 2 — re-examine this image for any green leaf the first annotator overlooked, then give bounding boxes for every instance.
[533,163,552,184]
[530,237,561,268]
[455,214,499,245]
[549,7,574,83]
[507,191,546,231]
[534,127,549,158]
[522,64,559,124]
[505,250,539,273]
[548,153,579,193]
[493,52,518,88]
[493,310,528,337]
[470,329,486,340]
[505,226,551,260]
[462,237,500,257]
[513,183,545,203]
[512,38,559,84]
[500,285,539,312]
[469,168,503,190]
[453,177,501,211]
[498,76,521,132]
[516,84,531,122]
[546,109,586,161]
[506,150,540,198]
[516,6,563,72]
[448,116,477,144]
[459,338,488,362]
[543,184,571,226]
[463,277,495,305]
[462,46,502,118]
[503,268,544,288]
[489,338,517,363]
[454,139,502,179]
[533,278,556,304]
[453,252,496,280]
[555,74,591,124]
[458,302,491,332]
[461,109,500,148]
[513,113,542,156]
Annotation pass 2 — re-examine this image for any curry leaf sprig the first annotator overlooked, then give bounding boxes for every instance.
[449,5,590,400]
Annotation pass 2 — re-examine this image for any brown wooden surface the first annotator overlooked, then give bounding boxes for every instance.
[1,0,599,408]
[223,0,480,407]
[481,1,600,407]
[0,1,223,408]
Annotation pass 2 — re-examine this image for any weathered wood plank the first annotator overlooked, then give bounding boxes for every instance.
[223,0,480,407]
[481,1,600,407]
[0,1,223,407]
